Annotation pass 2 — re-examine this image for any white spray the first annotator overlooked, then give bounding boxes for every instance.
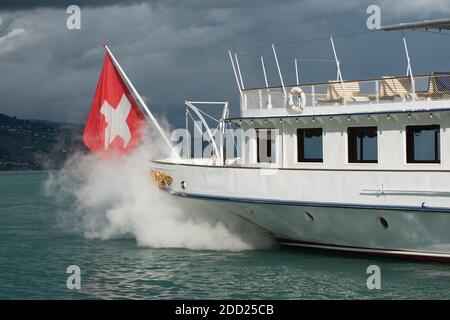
[45,130,274,251]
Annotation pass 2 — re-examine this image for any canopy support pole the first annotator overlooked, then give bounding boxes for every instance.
[401,30,415,94]
[228,50,242,93]
[234,53,245,90]
[295,58,300,85]
[261,56,269,88]
[330,37,345,104]
[272,44,286,98]
[260,56,272,108]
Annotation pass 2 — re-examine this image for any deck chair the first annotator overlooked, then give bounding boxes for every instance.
[317,80,369,105]
[379,76,413,101]
[342,81,370,103]
[316,81,342,104]
[415,75,436,100]
[422,72,450,99]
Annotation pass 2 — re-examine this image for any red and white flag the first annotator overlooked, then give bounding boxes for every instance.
[83,50,146,154]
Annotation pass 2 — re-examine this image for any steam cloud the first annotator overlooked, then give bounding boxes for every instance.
[45,129,274,251]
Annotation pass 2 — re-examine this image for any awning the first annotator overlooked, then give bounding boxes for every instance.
[380,18,450,31]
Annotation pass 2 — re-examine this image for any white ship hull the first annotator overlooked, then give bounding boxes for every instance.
[176,195,450,261]
[151,160,450,261]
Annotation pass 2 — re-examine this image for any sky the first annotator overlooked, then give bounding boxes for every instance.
[0,0,450,128]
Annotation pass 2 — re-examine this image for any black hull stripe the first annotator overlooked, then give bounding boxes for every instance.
[172,191,450,213]
[277,238,450,262]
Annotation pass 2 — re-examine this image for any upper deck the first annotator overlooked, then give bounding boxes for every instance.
[228,19,450,120]
[240,72,450,118]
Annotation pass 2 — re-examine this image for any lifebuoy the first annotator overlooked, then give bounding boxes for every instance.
[288,86,306,111]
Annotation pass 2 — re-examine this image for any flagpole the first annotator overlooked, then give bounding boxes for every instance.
[103,44,179,159]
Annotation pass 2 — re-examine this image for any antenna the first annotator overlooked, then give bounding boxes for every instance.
[295,58,300,85]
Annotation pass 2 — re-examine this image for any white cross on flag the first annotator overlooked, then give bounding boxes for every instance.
[83,50,146,154]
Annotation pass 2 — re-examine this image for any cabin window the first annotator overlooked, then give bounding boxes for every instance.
[256,129,276,163]
[297,128,323,162]
[348,126,378,163]
[406,125,440,163]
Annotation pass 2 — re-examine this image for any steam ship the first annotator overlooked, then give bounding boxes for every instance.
[87,19,450,261]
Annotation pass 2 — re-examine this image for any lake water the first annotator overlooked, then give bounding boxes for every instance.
[1,171,450,299]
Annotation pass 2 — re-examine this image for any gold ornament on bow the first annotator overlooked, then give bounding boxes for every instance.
[150,170,173,189]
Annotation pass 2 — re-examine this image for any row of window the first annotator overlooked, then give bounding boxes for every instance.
[256,125,441,164]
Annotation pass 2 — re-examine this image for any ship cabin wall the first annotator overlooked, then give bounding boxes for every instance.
[237,111,450,171]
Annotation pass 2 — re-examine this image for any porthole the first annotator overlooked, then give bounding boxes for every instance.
[181,181,187,190]
[304,211,315,222]
[379,217,388,229]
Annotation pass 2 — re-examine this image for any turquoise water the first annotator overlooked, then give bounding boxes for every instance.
[1,171,450,299]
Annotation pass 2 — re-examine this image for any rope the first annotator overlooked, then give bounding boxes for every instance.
[294,58,336,62]
[187,111,211,143]
[239,53,450,63]
[187,109,221,145]
[196,107,220,123]
[237,30,376,52]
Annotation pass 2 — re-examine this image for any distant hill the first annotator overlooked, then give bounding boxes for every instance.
[0,113,86,171]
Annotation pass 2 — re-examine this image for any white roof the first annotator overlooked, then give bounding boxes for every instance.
[380,18,450,31]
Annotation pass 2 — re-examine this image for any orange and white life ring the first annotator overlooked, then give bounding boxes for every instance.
[288,86,306,111]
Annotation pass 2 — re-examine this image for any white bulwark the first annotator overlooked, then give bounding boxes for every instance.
[151,19,450,261]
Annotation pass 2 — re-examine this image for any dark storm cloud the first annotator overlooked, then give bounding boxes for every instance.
[0,0,297,10]
[0,0,449,128]
[0,0,146,10]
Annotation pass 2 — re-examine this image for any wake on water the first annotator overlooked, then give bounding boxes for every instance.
[44,130,274,251]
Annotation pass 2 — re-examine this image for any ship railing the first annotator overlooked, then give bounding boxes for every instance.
[241,72,450,111]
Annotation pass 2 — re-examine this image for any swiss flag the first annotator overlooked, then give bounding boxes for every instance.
[83,50,146,154]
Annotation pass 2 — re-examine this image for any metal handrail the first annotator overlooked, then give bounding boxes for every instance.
[241,72,450,92]
[241,73,450,111]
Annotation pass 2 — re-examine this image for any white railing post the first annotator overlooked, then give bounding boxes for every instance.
[375,80,380,103]
[258,89,262,109]
[185,107,190,159]
[312,85,316,107]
